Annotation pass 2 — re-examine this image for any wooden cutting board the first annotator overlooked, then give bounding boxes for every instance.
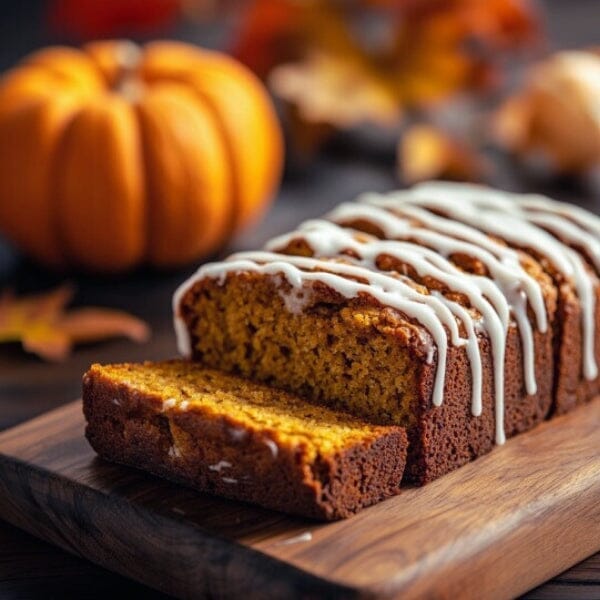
[0,399,598,600]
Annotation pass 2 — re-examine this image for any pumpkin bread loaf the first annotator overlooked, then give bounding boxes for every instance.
[83,361,407,520]
[174,183,600,485]
[84,182,600,516]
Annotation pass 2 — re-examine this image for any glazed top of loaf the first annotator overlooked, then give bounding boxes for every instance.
[173,182,600,445]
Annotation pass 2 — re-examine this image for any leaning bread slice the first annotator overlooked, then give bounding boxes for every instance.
[83,360,407,520]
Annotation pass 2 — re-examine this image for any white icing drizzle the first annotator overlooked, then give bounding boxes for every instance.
[267,220,512,420]
[375,181,597,380]
[325,202,547,397]
[209,460,232,472]
[518,196,600,238]
[168,445,182,459]
[327,202,548,333]
[277,285,313,314]
[173,290,192,356]
[414,183,600,270]
[172,182,599,448]
[263,438,279,458]
[162,398,177,411]
[197,252,463,410]
[276,531,313,546]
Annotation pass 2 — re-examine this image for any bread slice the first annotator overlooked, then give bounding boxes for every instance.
[83,361,407,520]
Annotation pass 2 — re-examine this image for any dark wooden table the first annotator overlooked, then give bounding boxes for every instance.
[1,1,600,596]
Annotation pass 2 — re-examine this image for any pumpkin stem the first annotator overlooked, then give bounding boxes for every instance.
[114,41,145,102]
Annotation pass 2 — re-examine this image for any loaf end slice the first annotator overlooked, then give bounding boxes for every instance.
[82,361,407,521]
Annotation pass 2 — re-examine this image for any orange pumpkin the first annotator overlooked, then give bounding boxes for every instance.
[0,40,283,271]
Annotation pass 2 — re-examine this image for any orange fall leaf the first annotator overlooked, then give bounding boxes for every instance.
[0,285,150,362]
[270,49,402,129]
[234,0,541,116]
[399,124,487,184]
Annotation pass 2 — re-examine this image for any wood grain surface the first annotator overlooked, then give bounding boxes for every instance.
[0,398,598,600]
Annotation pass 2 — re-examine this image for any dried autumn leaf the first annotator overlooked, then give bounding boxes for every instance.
[233,0,540,156]
[282,103,336,161]
[399,124,487,184]
[56,308,150,343]
[270,49,401,129]
[389,0,540,106]
[494,49,600,174]
[0,285,150,362]
[234,0,540,102]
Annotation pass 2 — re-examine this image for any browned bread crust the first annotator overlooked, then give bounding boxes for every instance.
[83,361,407,520]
